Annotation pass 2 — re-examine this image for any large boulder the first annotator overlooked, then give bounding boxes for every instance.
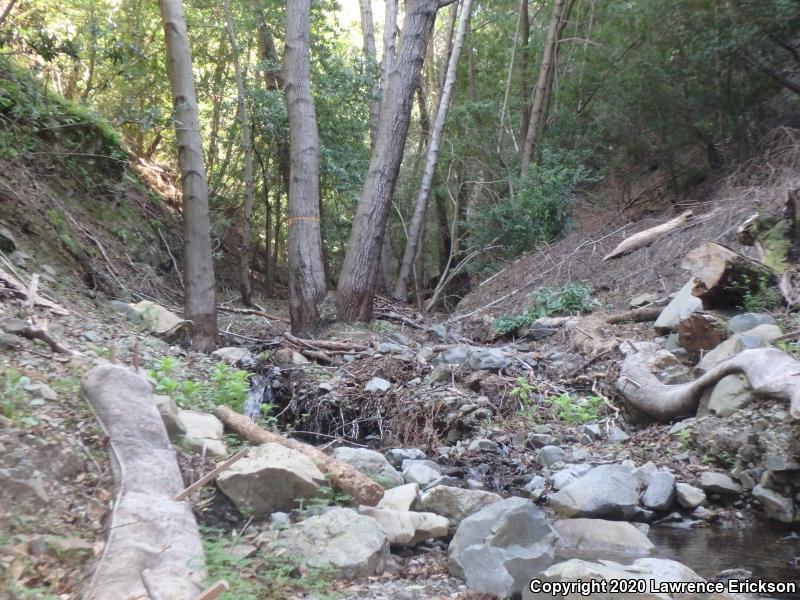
[448,497,556,598]
[523,557,716,600]
[216,443,325,514]
[273,508,389,577]
[675,482,706,509]
[358,507,449,545]
[418,485,502,524]
[378,483,419,511]
[700,472,741,495]
[752,484,795,523]
[654,280,703,333]
[401,460,441,486]
[179,410,227,457]
[707,374,755,417]
[331,447,404,488]
[641,471,676,512]
[129,300,186,340]
[467,347,510,370]
[211,347,254,366]
[549,465,639,519]
[553,519,655,559]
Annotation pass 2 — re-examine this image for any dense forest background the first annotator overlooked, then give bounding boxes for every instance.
[2,0,799,339]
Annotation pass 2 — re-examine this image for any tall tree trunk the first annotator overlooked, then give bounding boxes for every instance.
[224,0,255,306]
[520,0,575,175]
[284,0,327,334]
[519,0,531,144]
[498,0,526,153]
[0,0,18,29]
[359,0,380,147]
[337,0,453,322]
[158,0,217,352]
[393,0,472,301]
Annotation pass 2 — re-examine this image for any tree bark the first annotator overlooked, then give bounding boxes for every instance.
[224,0,255,307]
[284,0,327,334]
[520,0,575,174]
[0,0,18,29]
[603,210,694,261]
[393,0,473,302]
[359,0,381,147]
[158,0,217,352]
[519,0,531,144]
[336,0,445,322]
[216,406,384,506]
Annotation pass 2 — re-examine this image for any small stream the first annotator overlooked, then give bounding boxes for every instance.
[649,522,800,597]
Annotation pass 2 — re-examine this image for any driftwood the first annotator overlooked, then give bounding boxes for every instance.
[603,211,693,261]
[682,241,773,307]
[218,305,288,322]
[215,406,384,506]
[676,312,728,361]
[617,344,800,421]
[605,306,663,324]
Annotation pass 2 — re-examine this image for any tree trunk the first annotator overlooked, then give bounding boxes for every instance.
[158,0,217,352]
[284,0,327,334]
[0,0,18,29]
[393,0,473,302]
[359,0,380,147]
[336,0,449,322]
[520,0,575,174]
[519,0,531,143]
[224,0,255,307]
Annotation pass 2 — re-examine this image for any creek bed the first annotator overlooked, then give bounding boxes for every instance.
[649,522,800,598]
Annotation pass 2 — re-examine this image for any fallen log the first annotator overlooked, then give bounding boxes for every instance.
[605,306,663,325]
[617,344,800,421]
[682,241,774,307]
[215,406,384,506]
[603,211,693,261]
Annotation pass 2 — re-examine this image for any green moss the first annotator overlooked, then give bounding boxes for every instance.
[761,220,792,273]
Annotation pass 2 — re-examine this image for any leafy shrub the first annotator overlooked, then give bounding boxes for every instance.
[1,369,42,426]
[545,393,605,424]
[149,357,250,412]
[494,282,596,334]
[730,273,781,313]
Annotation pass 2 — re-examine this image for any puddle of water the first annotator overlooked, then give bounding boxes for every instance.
[649,522,800,598]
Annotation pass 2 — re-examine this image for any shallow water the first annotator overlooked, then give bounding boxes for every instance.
[649,522,800,598]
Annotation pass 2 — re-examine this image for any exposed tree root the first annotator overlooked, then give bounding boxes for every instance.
[617,345,800,421]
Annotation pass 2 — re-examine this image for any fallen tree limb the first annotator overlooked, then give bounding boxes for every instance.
[603,211,693,261]
[605,306,663,324]
[174,448,249,501]
[0,266,69,315]
[4,317,77,355]
[215,406,384,506]
[218,306,288,322]
[283,332,368,352]
[617,344,800,421]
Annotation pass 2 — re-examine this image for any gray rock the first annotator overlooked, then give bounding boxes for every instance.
[388,331,414,347]
[607,426,631,443]
[384,448,426,467]
[536,445,567,468]
[675,483,706,509]
[217,443,325,514]
[179,410,227,457]
[551,464,593,490]
[377,483,419,511]
[729,313,775,334]
[331,447,404,488]
[211,347,253,365]
[418,485,502,524]
[129,300,186,340]
[707,374,754,417]
[550,464,639,519]
[700,472,741,495]
[25,382,57,401]
[468,438,500,452]
[377,342,406,355]
[529,433,556,447]
[154,394,186,439]
[641,471,676,511]
[752,484,795,523]
[402,461,441,486]
[274,508,389,577]
[467,347,509,370]
[448,497,556,598]
[654,280,703,333]
[524,475,547,495]
[364,377,391,393]
[554,519,655,559]
[358,506,449,545]
[426,324,447,340]
[442,346,470,364]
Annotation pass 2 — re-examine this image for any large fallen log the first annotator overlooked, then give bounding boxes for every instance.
[603,211,693,261]
[215,406,384,506]
[617,344,800,421]
[682,241,774,307]
[82,364,205,600]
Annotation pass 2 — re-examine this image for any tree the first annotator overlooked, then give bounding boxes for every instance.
[284,0,327,333]
[336,0,457,322]
[224,0,255,307]
[520,0,575,174]
[393,0,473,302]
[358,0,380,146]
[158,0,217,352]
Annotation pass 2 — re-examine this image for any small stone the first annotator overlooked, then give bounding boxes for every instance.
[752,484,795,523]
[25,382,57,401]
[378,483,419,511]
[212,347,253,365]
[468,438,499,452]
[700,472,741,495]
[384,448,426,467]
[529,433,556,447]
[728,313,775,334]
[467,347,509,370]
[641,471,676,512]
[402,461,441,486]
[331,447,404,488]
[358,507,449,545]
[536,445,567,468]
[364,377,391,393]
[418,485,502,524]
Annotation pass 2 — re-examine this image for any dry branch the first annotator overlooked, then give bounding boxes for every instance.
[218,305,288,322]
[174,448,249,501]
[603,211,693,261]
[215,406,384,506]
[0,267,69,315]
[617,345,800,421]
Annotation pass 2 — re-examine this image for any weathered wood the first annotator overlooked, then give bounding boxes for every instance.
[603,211,693,261]
[617,344,800,421]
[193,580,229,600]
[605,307,664,324]
[676,312,728,361]
[682,241,773,307]
[174,448,249,501]
[215,406,384,506]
